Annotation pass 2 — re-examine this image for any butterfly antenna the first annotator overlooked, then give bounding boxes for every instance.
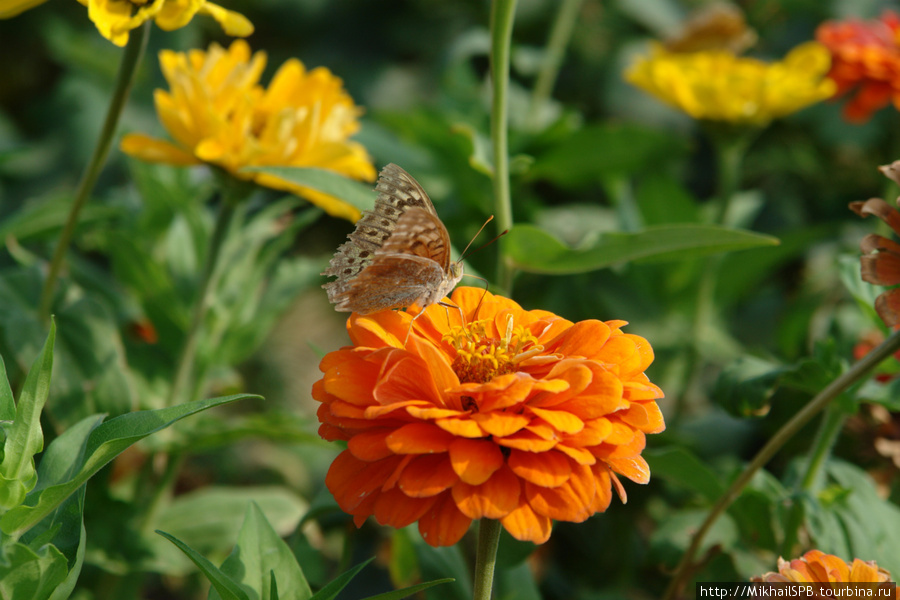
[458,216,498,262]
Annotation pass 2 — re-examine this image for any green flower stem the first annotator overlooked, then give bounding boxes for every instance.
[673,130,749,422]
[38,22,150,322]
[525,0,583,130]
[473,519,502,600]
[663,327,900,600]
[781,404,847,556]
[490,0,518,295]
[167,188,240,406]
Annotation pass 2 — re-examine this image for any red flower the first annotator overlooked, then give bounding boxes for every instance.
[312,288,665,546]
[816,11,900,122]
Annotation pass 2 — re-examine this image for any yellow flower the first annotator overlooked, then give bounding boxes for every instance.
[121,40,376,221]
[1,0,253,46]
[625,42,837,125]
[0,0,49,19]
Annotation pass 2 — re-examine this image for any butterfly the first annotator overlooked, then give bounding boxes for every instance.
[322,163,464,316]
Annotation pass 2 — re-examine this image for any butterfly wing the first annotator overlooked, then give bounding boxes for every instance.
[323,163,436,291]
[330,254,447,314]
[326,208,455,313]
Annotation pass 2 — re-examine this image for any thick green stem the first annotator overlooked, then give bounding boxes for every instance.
[167,194,239,406]
[525,0,583,130]
[472,519,502,600]
[38,22,149,322]
[781,405,847,556]
[490,0,518,295]
[663,327,900,600]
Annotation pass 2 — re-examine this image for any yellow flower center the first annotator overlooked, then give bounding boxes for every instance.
[443,316,542,384]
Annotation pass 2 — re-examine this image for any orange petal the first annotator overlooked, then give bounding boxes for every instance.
[596,335,640,374]
[365,400,429,418]
[527,406,584,434]
[323,358,379,405]
[418,492,473,547]
[544,319,611,359]
[406,406,465,419]
[554,444,596,465]
[448,438,504,485]
[325,452,401,512]
[457,373,534,412]
[347,428,394,461]
[529,362,593,408]
[508,449,572,488]
[374,353,444,406]
[525,463,596,522]
[564,418,612,447]
[451,464,521,519]
[608,455,650,484]
[620,402,666,434]
[435,416,485,438]
[348,311,407,348]
[471,411,530,437]
[497,430,559,452]
[590,463,613,512]
[386,422,455,454]
[373,487,437,528]
[398,455,458,497]
[500,498,552,544]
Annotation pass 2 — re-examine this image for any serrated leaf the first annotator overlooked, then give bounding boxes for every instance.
[209,502,312,600]
[156,531,251,600]
[506,223,779,274]
[0,321,55,510]
[1,394,257,536]
[243,167,375,212]
[0,354,14,421]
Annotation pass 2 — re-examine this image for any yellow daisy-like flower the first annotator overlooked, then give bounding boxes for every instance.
[0,0,253,46]
[625,41,837,125]
[121,40,376,221]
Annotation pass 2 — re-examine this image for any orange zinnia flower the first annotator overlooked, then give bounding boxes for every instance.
[816,11,900,122]
[312,288,665,546]
[752,550,897,598]
[851,160,900,326]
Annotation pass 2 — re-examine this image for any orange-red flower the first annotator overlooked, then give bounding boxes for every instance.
[752,550,897,598]
[312,288,665,546]
[816,11,900,122]
[851,161,900,327]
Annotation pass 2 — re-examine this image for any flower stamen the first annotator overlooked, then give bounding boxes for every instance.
[444,317,541,384]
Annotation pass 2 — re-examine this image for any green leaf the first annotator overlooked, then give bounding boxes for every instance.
[209,502,312,600]
[0,538,68,600]
[529,123,689,187]
[1,394,257,536]
[156,530,251,600]
[152,486,306,568]
[506,224,780,274]
[644,447,726,503]
[713,356,787,419]
[0,321,55,510]
[242,167,376,212]
[0,354,14,422]
[308,558,374,600]
[806,460,900,574]
[363,579,455,600]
